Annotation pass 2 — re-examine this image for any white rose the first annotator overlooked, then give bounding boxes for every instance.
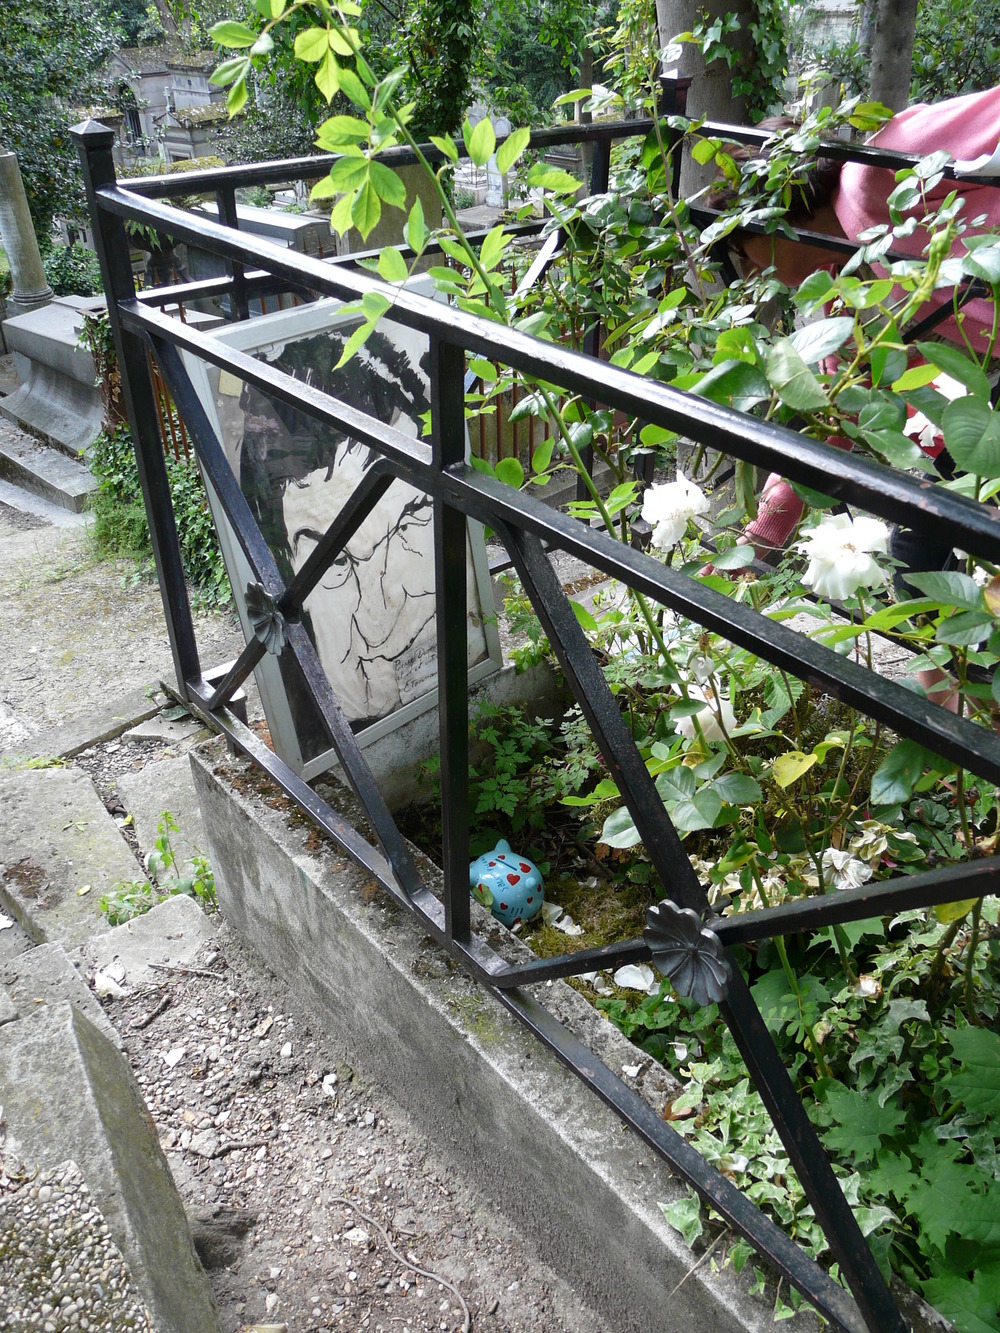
[795,513,889,601]
[641,474,710,550]
[675,682,736,742]
[822,847,874,892]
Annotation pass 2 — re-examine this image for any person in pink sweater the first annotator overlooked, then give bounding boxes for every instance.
[734,85,1000,559]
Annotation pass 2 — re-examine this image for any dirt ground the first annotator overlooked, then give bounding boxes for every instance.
[94,906,608,1333]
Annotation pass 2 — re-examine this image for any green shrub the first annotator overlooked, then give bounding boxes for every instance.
[43,242,103,297]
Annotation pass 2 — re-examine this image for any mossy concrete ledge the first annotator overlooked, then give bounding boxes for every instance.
[194,736,827,1333]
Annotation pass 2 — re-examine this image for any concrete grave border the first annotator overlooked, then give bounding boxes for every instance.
[191,737,949,1333]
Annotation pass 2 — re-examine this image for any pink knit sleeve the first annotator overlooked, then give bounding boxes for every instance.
[742,436,854,555]
[832,86,1000,350]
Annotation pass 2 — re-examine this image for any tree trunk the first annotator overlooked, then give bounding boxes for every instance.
[868,0,918,110]
[655,0,755,197]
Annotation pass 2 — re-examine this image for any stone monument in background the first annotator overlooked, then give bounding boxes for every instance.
[0,150,54,320]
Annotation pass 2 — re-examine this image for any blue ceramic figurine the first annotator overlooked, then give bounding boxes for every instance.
[469,839,545,927]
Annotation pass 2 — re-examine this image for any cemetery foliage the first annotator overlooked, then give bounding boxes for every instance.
[801,0,1000,106]
[209,5,1000,1327]
[0,0,120,243]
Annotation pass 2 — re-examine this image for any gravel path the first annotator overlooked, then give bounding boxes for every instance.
[0,1161,156,1333]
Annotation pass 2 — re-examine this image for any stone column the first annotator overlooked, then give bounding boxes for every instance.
[0,151,54,318]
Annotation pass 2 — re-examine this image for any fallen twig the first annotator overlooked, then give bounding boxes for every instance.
[210,1137,272,1159]
[666,1227,729,1299]
[330,1194,472,1333]
[131,994,172,1030]
[147,962,225,980]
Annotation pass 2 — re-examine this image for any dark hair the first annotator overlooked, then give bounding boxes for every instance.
[707,115,842,226]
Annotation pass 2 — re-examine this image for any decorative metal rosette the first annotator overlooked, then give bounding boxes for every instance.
[644,899,730,1006]
[245,581,288,656]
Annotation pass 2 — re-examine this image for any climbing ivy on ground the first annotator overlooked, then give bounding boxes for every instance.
[599,906,1000,1328]
[88,424,232,611]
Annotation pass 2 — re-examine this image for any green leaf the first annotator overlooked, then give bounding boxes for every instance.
[294,26,331,61]
[935,609,994,647]
[869,342,908,389]
[209,56,250,87]
[669,788,723,836]
[870,738,942,805]
[822,1085,907,1165]
[906,570,985,611]
[464,116,496,167]
[333,319,376,369]
[377,247,408,283]
[639,423,676,447]
[949,1027,1000,1119]
[322,154,369,190]
[351,179,382,237]
[796,270,835,306]
[210,19,259,47]
[314,50,340,101]
[915,341,991,400]
[942,397,1000,475]
[709,544,756,571]
[600,805,642,849]
[494,456,525,489]
[361,291,391,322]
[316,114,370,142]
[429,134,458,163]
[372,66,407,113]
[934,898,979,923]
[328,26,357,56]
[328,192,356,235]
[965,245,1000,288]
[789,316,854,366]
[406,198,428,253]
[767,340,829,412]
[368,160,407,209]
[226,77,248,116]
[479,225,508,273]
[891,362,940,392]
[495,126,530,175]
[770,751,818,788]
[660,1194,704,1246]
[922,1271,1000,1333]
[569,599,598,632]
[560,777,620,807]
[908,1159,1000,1252]
[712,772,762,805]
[691,359,770,412]
[531,438,555,474]
[526,162,581,193]
[690,137,719,166]
[337,65,371,109]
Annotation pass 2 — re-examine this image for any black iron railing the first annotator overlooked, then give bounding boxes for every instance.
[73,110,1000,1333]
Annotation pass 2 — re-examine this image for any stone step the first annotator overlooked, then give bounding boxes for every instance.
[0,765,148,947]
[0,1001,221,1333]
[0,473,91,527]
[0,425,96,512]
[0,295,104,459]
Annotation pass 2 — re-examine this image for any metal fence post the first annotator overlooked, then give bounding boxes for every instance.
[71,119,201,696]
[430,334,471,939]
[658,71,693,201]
[216,185,249,321]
